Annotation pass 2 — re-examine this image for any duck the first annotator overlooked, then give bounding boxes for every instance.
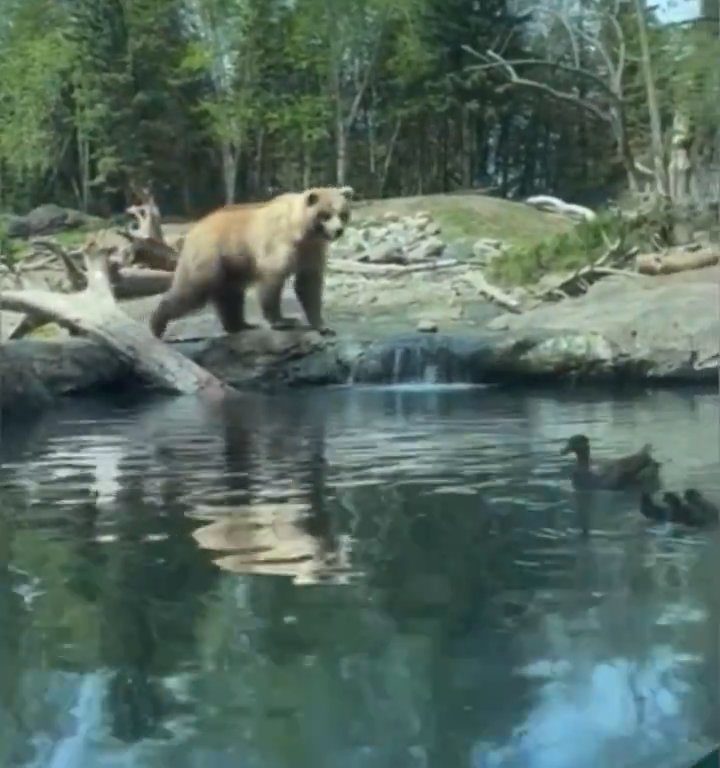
[561,434,661,491]
[683,488,719,527]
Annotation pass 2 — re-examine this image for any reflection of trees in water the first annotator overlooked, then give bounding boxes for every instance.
[0,400,223,750]
[0,483,33,766]
[94,431,221,742]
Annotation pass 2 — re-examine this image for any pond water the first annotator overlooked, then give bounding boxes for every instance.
[0,385,718,768]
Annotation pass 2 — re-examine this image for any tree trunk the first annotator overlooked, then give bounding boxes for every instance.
[634,0,669,198]
[254,128,265,196]
[220,141,239,205]
[335,124,348,186]
[461,105,473,188]
[668,111,693,204]
[302,141,312,189]
[77,131,91,213]
[378,117,402,197]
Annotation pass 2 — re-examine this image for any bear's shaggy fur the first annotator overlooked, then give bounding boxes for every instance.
[149,186,353,338]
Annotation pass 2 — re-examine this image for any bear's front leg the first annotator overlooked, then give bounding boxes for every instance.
[257,276,302,330]
[294,269,334,336]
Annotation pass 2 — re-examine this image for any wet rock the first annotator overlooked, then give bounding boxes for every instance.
[417,320,439,333]
[0,339,129,414]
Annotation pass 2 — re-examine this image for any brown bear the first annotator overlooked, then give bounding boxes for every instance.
[149,186,353,339]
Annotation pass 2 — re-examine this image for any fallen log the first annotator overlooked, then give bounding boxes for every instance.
[116,230,179,271]
[0,242,232,398]
[111,267,173,299]
[525,195,597,223]
[461,270,522,314]
[636,249,719,275]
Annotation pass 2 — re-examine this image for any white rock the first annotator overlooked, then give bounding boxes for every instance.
[406,236,445,261]
[417,319,438,333]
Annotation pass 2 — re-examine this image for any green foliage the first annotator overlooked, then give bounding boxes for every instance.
[0,0,714,229]
[489,210,657,286]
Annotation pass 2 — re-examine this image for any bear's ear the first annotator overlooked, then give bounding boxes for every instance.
[306,191,319,207]
[339,185,354,200]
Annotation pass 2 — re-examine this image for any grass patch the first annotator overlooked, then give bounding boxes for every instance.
[488,208,657,286]
[52,228,98,248]
[356,193,571,250]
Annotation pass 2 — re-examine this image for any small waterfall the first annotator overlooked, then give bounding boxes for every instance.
[344,334,481,387]
[423,363,439,384]
[391,347,403,383]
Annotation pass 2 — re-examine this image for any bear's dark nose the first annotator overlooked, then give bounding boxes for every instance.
[334,228,344,239]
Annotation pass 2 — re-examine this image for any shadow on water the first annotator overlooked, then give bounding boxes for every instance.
[0,386,718,767]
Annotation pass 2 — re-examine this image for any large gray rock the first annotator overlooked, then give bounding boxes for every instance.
[4,204,96,239]
[0,339,128,415]
[486,269,719,381]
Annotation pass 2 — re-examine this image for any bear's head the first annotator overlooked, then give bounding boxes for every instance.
[304,186,354,242]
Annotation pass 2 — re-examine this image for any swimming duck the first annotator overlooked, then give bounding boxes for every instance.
[683,488,719,527]
[561,434,661,491]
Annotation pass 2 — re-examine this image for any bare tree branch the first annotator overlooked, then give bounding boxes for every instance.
[463,49,613,123]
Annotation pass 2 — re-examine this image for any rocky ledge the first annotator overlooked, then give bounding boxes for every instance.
[3,265,717,415]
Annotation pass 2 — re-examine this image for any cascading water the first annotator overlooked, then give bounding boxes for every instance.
[342,334,485,388]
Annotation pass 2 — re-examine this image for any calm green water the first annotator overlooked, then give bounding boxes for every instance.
[0,385,718,768]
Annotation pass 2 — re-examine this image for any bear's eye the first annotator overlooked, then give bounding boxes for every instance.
[318,211,331,222]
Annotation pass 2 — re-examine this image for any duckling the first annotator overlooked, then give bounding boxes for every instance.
[639,492,669,523]
[661,492,692,525]
[561,434,661,491]
[683,488,719,527]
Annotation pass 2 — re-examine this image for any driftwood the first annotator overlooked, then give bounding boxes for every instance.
[525,195,597,223]
[126,187,164,242]
[329,257,460,277]
[120,186,180,271]
[636,249,719,275]
[0,242,231,398]
[31,238,86,289]
[461,271,522,313]
[116,230,179,271]
[9,237,173,302]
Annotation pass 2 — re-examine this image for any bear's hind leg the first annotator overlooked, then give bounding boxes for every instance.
[257,277,301,330]
[150,286,207,339]
[212,283,257,333]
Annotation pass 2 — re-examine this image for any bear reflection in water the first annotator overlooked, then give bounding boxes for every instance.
[188,395,355,586]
